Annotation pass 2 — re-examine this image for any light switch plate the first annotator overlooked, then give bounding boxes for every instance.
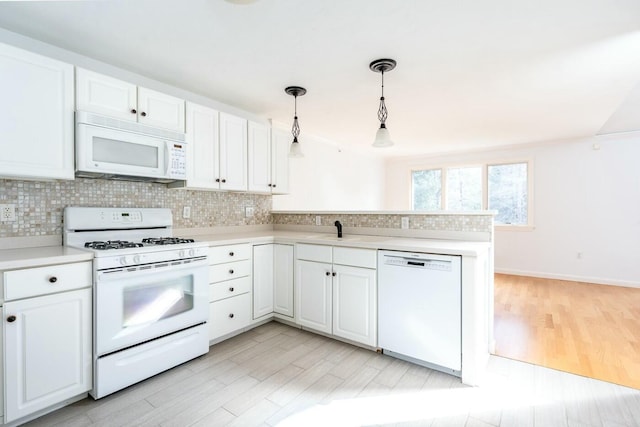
[315,216,322,226]
[401,217,409,229]
[245,206,255,218]
[182,206,191,219]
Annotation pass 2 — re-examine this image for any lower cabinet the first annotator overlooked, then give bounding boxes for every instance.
[295,244,377,347]
[273,244,294,318]
[4,288,92,423]
[208,244,252,341]
[253,244,274,319]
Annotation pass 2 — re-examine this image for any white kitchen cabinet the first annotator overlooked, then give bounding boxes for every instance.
[208,244,252,341]
[248,124,290,194]
[252,244,274,319]
[332,264,377,347]
[296,259,333,334]
[76,68,185,132]
[4,288,92,423]
[274,244,294,318]
[219,112,248,191]
[0,42,74,180]
[0,305,3,425]
[296,244,377,346]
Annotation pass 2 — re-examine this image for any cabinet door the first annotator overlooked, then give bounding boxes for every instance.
[271,127,291,194]
[296,260,332,334]
[185,102,220,189]
[247,121,272,193]
[75,68,137,121]
[137,87,185,132]
[252,244,274,319]
[274,244,294,317]
[219,112,248,191]
[333,265,377,346]
[4,289,92,423]
[0,43,74,180]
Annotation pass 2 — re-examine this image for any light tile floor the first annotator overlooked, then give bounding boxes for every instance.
[24,322,640,427]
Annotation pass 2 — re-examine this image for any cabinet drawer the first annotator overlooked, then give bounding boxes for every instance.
[209,276,251,302]
[209,293,251,340]
[333,247,377,269]
[4,261,92,301]
[209,260,251,283]
[209,244,251,264]
[296,244,332,263]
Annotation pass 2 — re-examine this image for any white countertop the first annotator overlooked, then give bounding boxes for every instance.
[0,231,489,271]
[191,230,490,257]
[0,246,93,270]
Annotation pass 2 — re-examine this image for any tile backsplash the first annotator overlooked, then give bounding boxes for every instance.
[0,179,272,238]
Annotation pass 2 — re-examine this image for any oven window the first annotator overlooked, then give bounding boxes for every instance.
[122,277,194,328]
[93,137,159,168]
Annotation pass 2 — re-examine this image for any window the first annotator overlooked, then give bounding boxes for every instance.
[488,162,528,225]
[412,169,441,210]
[412,161,531,226]
[446,166,482,211]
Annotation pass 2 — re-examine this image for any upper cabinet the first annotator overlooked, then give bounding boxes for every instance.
[76,68,185,132]
[171,103,247,191]
[0,42,74,180]
[248,124,290,194]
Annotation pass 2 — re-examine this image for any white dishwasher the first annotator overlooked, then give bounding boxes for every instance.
[378,250,462,375]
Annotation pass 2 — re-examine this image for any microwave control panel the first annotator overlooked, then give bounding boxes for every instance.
[169,143,187,178]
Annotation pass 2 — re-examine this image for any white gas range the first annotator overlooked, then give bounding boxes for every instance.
[63,207,210,399]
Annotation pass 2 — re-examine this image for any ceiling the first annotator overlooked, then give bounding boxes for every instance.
[1,0,640,157]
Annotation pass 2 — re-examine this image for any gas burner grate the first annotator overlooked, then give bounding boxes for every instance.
[142,237,196,245]
[84,240,144,250]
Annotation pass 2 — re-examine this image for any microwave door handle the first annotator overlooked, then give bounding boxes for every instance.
[164,141,170,175]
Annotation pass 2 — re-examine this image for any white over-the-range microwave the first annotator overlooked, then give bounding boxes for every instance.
[75,111,187,183]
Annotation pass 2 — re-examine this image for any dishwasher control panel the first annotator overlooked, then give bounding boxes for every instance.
[382,255,453,272]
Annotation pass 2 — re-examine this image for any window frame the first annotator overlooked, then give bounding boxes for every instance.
[410,159,534,230]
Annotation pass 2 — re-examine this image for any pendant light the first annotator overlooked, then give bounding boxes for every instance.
[285,86,307,158]
[370,58,396,148]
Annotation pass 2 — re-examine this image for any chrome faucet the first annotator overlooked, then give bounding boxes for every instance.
[334,220,343,238]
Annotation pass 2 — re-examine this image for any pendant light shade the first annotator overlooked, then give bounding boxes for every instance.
[285,86,307,158]
[370,59,396,148]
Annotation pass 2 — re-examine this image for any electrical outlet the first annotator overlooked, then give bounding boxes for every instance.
[401,217,409,229]
[182,206,191,219]
[245,206,255,218]
[315,216,322,226]
[0,204,16,222]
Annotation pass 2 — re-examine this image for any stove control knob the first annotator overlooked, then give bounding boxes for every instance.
[178,250,185,258]
[188,248,195,257]
[119,256,127,266]
[133,255,141,264]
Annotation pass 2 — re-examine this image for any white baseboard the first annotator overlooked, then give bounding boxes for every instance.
[495,268,640,289]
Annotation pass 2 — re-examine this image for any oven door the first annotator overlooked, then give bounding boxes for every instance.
[95,260,208,356]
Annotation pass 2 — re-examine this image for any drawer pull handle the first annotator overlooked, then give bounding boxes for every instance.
[229,269,234,274]
[49,276,58,283]
[229,287,234,292]
[229,313,234,319]
[229,252,234,256]
[7,315,16,323]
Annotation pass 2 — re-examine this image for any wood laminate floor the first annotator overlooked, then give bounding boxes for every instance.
[25,322,640,427]
[494,273,640,390]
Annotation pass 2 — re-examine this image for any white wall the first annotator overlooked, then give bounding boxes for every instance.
[272,135,386,211]
[385,133,640,287]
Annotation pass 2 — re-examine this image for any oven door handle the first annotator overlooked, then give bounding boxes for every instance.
[97,260,208,282]
[164,140,170,175]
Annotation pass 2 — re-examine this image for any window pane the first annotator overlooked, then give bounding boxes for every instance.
[412,169,442,210]
[446,166,482,211]
[488,163,528,225]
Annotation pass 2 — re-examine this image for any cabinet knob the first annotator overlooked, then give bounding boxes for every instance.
[229,313,234,319]
[229,287,234,292]
[49,276,58,283]
[130,108,137,114]
[229,269,234,274]
[229,252,234,257]
[215,178,221,183]
[268,184,272,187]
[7,315,16,323]
[272,184,276,188]
[141,111,147,117]
[325,271,330,276]
[332,272,336,277]
[221,179,226,183]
